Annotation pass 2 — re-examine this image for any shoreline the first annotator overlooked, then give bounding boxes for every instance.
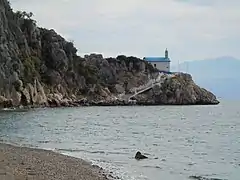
[0,99,220,111]
[0,142,116,180]
[0,101,220,114]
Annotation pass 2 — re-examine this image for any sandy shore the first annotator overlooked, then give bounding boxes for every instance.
[0,143,115,180]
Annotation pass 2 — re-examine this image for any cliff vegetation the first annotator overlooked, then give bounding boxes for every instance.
[0,0,219,108]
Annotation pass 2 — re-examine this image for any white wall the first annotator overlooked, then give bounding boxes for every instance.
[150,62,170,72]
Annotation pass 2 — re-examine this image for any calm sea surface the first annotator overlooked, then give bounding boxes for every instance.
[0,102,239,180]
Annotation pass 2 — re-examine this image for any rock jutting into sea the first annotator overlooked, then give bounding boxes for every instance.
[0,0,219,109]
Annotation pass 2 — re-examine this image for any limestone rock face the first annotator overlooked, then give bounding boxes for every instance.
[0,96,13,108]
[0,0,219,108]
[135,73,219,105]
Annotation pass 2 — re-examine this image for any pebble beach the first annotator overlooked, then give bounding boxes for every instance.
[0,143,113,180]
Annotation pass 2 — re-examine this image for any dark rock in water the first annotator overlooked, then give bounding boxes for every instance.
[189,175,226,180]
[135,151,148,160]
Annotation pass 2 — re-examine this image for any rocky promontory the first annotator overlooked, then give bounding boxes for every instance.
[0,0,219,109]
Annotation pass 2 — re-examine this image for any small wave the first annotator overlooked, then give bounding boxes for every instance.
[0,107,28,113]
[107,151,129,155]
[37,124,45,128]
[132,132,138,134]
[56,148,130,156]
[55,148,85,152]
[37,140,50,144]
[193,152,208,156]
[142,165,162,169]
[91,151,106,154]
[1,108,16,111]
[189,175,227,180]
[91,159,138,180]
[1,107,32,113]
[55,148,106,154]
[187,162,196,166]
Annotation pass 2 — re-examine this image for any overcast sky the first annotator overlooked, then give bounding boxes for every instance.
[10,0,240,63]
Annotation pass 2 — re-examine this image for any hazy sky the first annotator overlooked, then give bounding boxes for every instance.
[10,0,240,63]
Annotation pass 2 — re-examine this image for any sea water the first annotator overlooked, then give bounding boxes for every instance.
[0,101,239,180]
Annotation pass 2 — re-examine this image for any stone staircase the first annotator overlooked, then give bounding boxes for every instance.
[117,72,175,102]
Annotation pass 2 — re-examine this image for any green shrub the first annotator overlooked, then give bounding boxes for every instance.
[22,56,41,83]
[78,64,98,84]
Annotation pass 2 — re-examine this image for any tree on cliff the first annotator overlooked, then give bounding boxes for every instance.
[15,11,34,19]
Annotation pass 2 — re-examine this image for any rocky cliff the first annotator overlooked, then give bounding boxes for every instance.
[132,73,219,105]
[0,0,219,108]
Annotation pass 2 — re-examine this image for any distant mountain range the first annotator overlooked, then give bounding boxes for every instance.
[171,56,240,100]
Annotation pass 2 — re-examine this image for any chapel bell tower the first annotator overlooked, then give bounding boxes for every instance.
[165,48,169,59]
